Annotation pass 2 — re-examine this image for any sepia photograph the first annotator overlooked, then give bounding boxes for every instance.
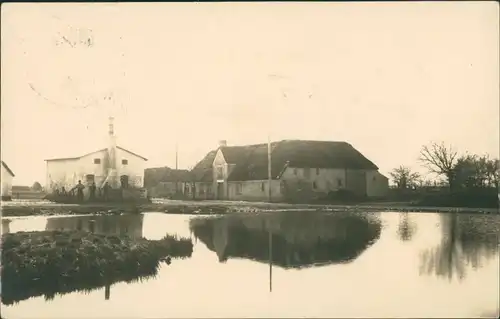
[1,1,499,318]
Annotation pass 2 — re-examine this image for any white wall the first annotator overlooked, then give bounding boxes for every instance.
[46,158,79,192]
[114,148,146,188]
[227,180,283,202]
[281,167,347,193]
[46,148,146,193]
[1,164,14,198]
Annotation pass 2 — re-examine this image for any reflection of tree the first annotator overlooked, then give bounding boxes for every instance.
[45,214,144,239]
[419,214,500,281]
[397,213,416,241]
[190,211,382,269]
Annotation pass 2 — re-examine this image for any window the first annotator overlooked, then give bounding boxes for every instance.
[93,158,101,164]
[316,168,320,175]
[312,181,317,189]
[236,183,243,195]
[373,176,376,181]
[261,182,265,192]
[293,168,298,175]
[122,159,128,165]
[216,166,224,180]
[337,178,343,187]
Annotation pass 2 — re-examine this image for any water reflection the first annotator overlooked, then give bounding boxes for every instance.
[397,212,417,241]
[45,214,144,238]
[419,214,500,281]
[190,211,382,269]
[2,214,193,305]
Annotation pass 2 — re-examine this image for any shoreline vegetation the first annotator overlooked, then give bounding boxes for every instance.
[0,230,193,305]
[0,198,498,217]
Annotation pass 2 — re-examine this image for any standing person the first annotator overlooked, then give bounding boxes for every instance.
[102,182,111,202]
[71,180,85,202]
[89,182,96,202]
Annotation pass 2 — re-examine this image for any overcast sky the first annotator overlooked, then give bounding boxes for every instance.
[1,2,499,185]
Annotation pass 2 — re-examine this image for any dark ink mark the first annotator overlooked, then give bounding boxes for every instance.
[61,36,75,48]
[28,82,96,109]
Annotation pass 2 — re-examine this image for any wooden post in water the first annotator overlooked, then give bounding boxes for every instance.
[269,220,273,292]
[105,283,110,300]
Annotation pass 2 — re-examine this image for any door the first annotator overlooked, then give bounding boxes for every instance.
[120,175,129,189]
[86,174,95,186]
[217,182,224,200]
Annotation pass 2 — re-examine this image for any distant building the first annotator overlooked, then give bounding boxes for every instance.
[1,161,15,201]
[11,185,46,200]
[189,140,389,202]
[45,117,148,199]
[144,167,192,198]
[188,149,218,200]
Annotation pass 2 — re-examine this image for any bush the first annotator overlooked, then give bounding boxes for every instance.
[414,187,498,208]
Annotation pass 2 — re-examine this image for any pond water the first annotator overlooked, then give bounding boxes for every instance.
[1,211,499,318]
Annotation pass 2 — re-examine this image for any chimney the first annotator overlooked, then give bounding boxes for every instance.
[218,140,227,147]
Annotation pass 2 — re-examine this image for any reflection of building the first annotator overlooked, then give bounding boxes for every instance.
[45,117,148,199]
[1,219,12,234]
[190,212,382,269]
[188,140,388,202]
[45,214,144,239]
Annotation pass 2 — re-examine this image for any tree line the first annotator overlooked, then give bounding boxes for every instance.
[390,142,499,191]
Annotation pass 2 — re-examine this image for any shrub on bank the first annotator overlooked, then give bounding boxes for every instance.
[413,187,499,208]
[1,231,193,305]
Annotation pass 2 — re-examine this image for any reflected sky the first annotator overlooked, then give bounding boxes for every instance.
[2,211,499,318]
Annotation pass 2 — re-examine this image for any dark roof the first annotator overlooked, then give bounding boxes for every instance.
[45,146,148,161]
[1,161,15,177]
[190,140,379,182]
[190,150,217,182]
[226,140,378,181]
[144,167,191,187]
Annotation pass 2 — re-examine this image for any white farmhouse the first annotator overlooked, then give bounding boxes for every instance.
[1,161,15,201]
[45,117,148,198]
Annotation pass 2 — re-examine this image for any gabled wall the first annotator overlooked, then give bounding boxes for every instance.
[213,149,229,199]
[46,148,146,195]
[366,171,389,197]
[1,164,14,200]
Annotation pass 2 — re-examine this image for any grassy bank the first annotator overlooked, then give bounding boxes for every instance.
[1,230,193,305]
[1,199,498,217]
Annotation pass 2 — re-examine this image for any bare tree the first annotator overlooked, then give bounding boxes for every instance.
[389,166,420,189]
[419,142,458,189]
